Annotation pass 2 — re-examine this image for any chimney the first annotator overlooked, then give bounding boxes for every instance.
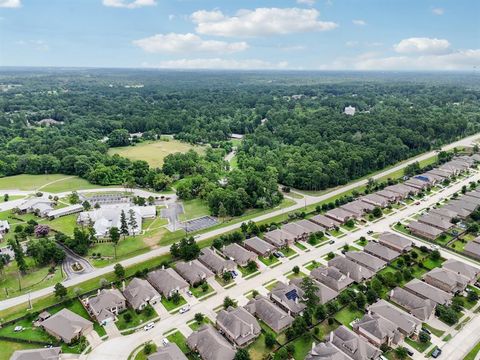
[122,280,125,292]
[329,332,334,342]
[189,261,192,266]
[390,289,394,297]
[250,323,254,334]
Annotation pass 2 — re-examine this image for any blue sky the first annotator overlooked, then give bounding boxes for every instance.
[1,0,479,70]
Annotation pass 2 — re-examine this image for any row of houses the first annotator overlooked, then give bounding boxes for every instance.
[407,187,480,241]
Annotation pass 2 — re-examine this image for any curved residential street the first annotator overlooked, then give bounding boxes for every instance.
[0,133,478,313]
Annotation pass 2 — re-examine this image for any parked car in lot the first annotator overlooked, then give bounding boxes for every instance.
[144,322,155,331]
[431,348,442,358]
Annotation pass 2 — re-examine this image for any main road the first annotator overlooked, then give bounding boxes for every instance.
[86,160,480,360]
[0,133,478,312]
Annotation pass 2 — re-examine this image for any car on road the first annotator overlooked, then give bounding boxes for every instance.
[367,230,373,235]
[431,348,442,358]
[329,240,335,244]
[144,322,155,331]
[179,305,191,314]
[415,201,421,205]
[162,338,169,346]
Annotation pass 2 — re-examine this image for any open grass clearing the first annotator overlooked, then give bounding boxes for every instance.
[179,199,211,221]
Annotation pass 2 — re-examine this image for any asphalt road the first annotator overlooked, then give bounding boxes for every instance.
[0,133,478,312]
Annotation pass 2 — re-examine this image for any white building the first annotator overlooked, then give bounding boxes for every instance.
[0,220,9,241]
[344,105,356,116]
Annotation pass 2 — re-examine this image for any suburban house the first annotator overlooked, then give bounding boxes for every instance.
[450,199,478,212]
[269,282,306,316]
[46,204,84,219]
[376,189,402,202]
[295,219,325,235]
[17,198,54,217]
[329,326,382,360]
[305,342,351,360]
[341,201,369,218]
[325,208,355,223]
[385,183,418,198]
[174,260,214,286]
[85,288,127,324]
[464,238,480,260]
[345,251,387,272]
[310,266,354,292]
[77,205,156,237]
[352,313,402,347]
[368,299,421,337]
[378,232,413,253]
[187,325,236,360]
[416,173,442,185]
[243,237,276,257]
[40,308,93,344]
[263,229,296,247]
[0,220,9,241]
[443,203,472,219]
[404,178,429,190]
[281,222,309,241]
[198,248,236,275]
[463,195,480,206]
[222,243,258,267]
[147,343,188,360]
[389,287,435,321]
[403,279,453,305]
[423,268,469,293]
[429,207,458,221]
[216,306,261,347]
[417,214,454,231]
[147,268,189,299]
[407,221,443,240]
[123,277,161,311]
[466,190,480,199]
[328,256,375,283]
[363,242,401,262]
[309,214,341,230]
[290,277,338,304]
[428,168,452,179]
[10,348,62,360]
[360,193,390,207]
[442,259,480,283]
[244,295,294,333]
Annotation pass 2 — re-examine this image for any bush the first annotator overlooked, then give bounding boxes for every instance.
[123,312,132,323]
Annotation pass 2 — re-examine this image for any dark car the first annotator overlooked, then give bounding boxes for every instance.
[431,348,442,358]
[406,348,414,356]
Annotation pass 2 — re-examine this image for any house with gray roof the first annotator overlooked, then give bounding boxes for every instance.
[464,238,480,260]
[368,299,421,336]
[175,260,214,286]
[376,189,402,202]
[147,268,189,299]
[269,282,306,316]
[428,168,452,179]
[423,268,469,293]
[463,195,480,206]
[305,342,351,360]
[418,214,454,231]
[17,198,54,216]
[325,208,355,223]
[290,277,338,304]
[429,207,458,221]
[353,313,402,347]
[407,221,443,240]
[40,308,93,344]
[404,279,452,305]
[10,347,61,360]
[222,243,257,267]
[243,237,276,257]
[148,343,188,360]
[385,183,418,198]
[85,288,126,324]
[466,190,480,199]
[46,204,84,219]
[0,220,9,240]
[296,219,325,235]
[378,232,412,253]
[123,277,160,311]
[244,295,293,333]
[363,242,400,262]
[443,203,472,219]
[329,325,382,360]
[187,325,235,360]
[405,178,429,190]
[310,266,354,292]
[281,222,309,241]
[309,214,341,230]
[450,199,478,212]
[442,259,480,283]
[216,306,261,347]
[263,229,296,247]
[361,193,390,207]
[345,251,387,272]
[199,248,236,275]
[389,287,435,321]
[340,201,368,218]
[328,256,375,283]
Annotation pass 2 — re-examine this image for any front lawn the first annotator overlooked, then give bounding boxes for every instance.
[190,283,215,298]
[287,271,307,280]
[238,265,259,277]
[161,295,187,311]
[188,316,211,331]
[422,323,445,338]
[116,305,157,330]
[405,337,431,353]
[294,242,307,251]
[305,261,321,271]
[279,247,296,258]
[215,275,234,287]
[166,331,189,354]
[259,255,279,267]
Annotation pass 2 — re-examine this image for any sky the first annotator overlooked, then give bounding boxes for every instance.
[0,0,479,71]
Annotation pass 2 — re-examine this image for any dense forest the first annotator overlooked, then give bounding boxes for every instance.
[0,69,479,213]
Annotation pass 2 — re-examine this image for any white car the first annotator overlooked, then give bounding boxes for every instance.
[143,322,155,331]
[14,326,23,332]
[162,338,170,346]
[179,305,191,314]
[186,290,193,297]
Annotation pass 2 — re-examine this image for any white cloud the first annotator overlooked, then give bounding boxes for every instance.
[352,19,366,26]
[432,7,444,15]
[16,39,49,51]
[318,48,480,71]
[394,37,450,54]
[102,0,156,9]
[168,14,175,20]
[133,33,248,54]
[144,58,289,70]
[296,0,316,6]
[191,8,338,37]
[0,0,21,8]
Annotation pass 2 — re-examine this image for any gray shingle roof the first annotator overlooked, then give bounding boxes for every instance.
[10,347,61,360]
[290,277,338,305]
[187,325,235,360]
[389,287,435,321]
[353,313,401,345]
[423,268,469,293]
[175,260,214,286]
[148,343,188,360]
[328,256,374,283]
[330,325,382,360]
[270,282,306,315]
[244,237,276,256]
[199,248,236,274]
[147,268,189,298]
[88,289,126,322]
[363,242,401,262]
[345,251,387,272]
[123,277,160,310]
[306,342,351,360]
[442,259,480,282]
[216,306,261,347]
[244,295,293,333]
[368,299,421,336]
[309,214,341,229]
[41,308,92,344]
[378,232,412,252]
[222,243,257,266]
[263,229,296,247]
[418,214,454,231]
[404,279,453,305]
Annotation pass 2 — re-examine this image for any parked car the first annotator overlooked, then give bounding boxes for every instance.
[179,305,191,314]
[14,326,23,332]
[406,348,414,356]
[421,327,431,335]
[367,230,373,235]
[162,338,170,346]
[144,322,155,331]
[431,348,442,358]
[329,240,335,244]
[277,252,285,258]
[186,290,193,297]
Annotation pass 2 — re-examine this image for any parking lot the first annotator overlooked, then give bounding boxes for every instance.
[179,216,218,232]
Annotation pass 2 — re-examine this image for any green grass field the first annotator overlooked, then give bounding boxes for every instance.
[0,340,39,360]
[179,199,211,221]
[108,139,206,168]
[0,174,106,193]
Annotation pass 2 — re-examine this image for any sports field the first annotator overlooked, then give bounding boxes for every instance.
[108,139,206,168]
[0,174,106,193]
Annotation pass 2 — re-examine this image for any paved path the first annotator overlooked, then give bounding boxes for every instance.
[0,133,478,313]
[85,170,480,360]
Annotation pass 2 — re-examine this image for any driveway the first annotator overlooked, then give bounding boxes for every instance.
[59,244,95,280]
[104,322,121,339]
